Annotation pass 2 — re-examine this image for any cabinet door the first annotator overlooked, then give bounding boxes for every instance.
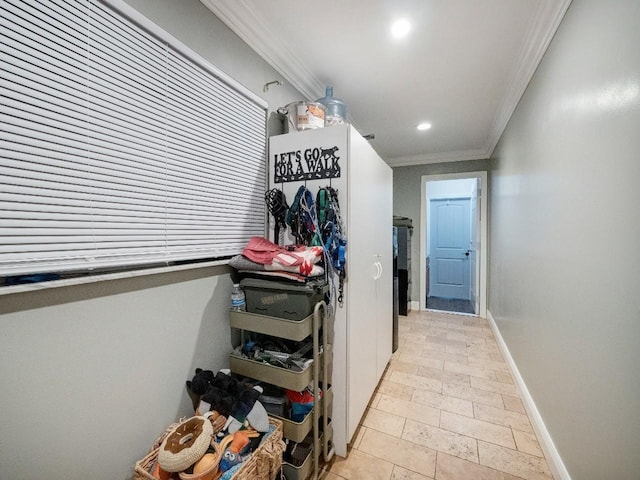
[346,127,393,438]
[371,155,393,381]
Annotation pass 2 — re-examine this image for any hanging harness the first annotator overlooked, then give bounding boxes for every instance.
[265,188,289,243]
[316,186,347,304]
[274,184,347,306]
[286,185,322,246]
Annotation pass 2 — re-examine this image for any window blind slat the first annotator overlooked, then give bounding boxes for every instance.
[167,62,265,142]
[3,119,173,177]
[2,2,89,61]
[1,0,266,277]
[21,0,90,37]
[0,154,262,206]
[1,67,87,113]
[89,0,166,61]
[1,32,87,85]
[1,104,168,162]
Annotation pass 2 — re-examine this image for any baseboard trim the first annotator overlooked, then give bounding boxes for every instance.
[486,310,571,480]
[410,300,420,311]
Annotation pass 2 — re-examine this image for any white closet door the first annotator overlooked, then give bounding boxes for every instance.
[372,155,393,380]
[346,126,385,440]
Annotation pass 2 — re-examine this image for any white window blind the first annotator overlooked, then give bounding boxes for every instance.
[0,0,267,277]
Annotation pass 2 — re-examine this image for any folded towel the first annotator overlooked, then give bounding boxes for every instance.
[229,255,325,282]
[242,237,323,276]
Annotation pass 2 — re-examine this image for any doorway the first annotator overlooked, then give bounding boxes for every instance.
[420,172,487,317]
[429,196,473,312]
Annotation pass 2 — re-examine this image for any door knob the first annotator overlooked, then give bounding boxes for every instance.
[465,251,470,257]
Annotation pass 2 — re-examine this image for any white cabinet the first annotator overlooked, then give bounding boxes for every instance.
[269,125,393,457]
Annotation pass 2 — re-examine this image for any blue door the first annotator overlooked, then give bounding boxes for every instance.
[429,198,471,300]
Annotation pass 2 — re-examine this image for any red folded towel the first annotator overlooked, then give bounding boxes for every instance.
[242,237,323,276]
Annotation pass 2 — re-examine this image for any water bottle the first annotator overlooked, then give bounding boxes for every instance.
[316,86,347,126]
[230,283,246,311]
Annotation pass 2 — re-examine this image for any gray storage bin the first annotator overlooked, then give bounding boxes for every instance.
[277,384,332,443]
[259,383,290,418]
[282,432,324,480]
[282,453,312,480]
[274,409,313,444]
[229,310,314,342]
[229,355,313,391]
[240,277,328,321]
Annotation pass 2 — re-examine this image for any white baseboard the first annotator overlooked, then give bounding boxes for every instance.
[410,300,420,311]
[486,310,571,480]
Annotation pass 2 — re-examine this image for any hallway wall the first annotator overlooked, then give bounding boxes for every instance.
[488,1,640,478]
[0,267,235,479]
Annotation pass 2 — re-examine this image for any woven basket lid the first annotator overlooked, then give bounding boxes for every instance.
[158,416,213,472]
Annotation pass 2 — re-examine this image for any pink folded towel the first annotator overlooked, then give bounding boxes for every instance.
[242,236,323,276]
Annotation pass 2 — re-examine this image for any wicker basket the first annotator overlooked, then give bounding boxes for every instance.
[133,417,285,480]
[225,417,285,480]
[133,421,180,480]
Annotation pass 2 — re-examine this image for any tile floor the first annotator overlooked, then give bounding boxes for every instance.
[320,310,554,480]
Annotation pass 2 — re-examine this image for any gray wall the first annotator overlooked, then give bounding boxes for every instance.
[0,1,305,479]
[393,159,490,303]
[0,267,234,479]
[488,1,640,478]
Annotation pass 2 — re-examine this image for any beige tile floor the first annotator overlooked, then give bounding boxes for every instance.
[320,310,554,480]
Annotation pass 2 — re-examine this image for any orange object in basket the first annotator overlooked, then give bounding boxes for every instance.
[152,462,172,480]
[192,453,219,480]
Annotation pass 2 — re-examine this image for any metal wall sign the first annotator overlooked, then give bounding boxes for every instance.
[273,145,342,183]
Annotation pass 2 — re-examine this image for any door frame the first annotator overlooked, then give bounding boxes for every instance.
[420,172,487,317]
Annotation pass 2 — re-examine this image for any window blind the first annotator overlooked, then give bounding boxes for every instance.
[0,0,267,277]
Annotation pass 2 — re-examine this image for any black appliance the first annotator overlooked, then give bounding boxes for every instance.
[392,226,399,352]
[394,217,413,317]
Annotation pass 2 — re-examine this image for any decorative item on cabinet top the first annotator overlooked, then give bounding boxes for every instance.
[278,101,326,134]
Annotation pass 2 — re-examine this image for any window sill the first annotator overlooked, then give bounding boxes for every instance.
[0,259,231,297]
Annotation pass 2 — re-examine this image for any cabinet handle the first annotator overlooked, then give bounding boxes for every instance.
[373,261,382,280]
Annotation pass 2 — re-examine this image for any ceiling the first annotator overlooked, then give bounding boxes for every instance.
[201,0,571,167]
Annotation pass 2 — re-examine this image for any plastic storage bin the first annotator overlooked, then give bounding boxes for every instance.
[229,355,313,391]
[259,385,290,418]
[282,432,324,480]
[229,310,314,342]
[240,278,328,321]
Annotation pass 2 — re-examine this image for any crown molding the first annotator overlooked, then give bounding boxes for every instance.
[202,0,571,166]
[486,0,572,156]
[200,0,325,101]
[385,148,489,168]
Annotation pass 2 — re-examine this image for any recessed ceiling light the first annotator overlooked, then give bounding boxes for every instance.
[417,122,432,131]
[391,19,411,38]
